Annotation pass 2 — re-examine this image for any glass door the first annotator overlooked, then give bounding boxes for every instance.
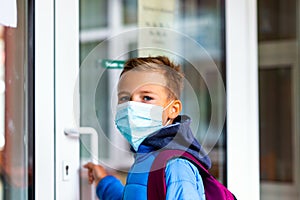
[50,0,260,199]
[258,0,300,198]
[78,0,227,198]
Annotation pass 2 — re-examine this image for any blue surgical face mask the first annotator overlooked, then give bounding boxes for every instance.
[115,101,173,151]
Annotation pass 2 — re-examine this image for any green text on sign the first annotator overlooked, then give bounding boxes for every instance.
[101,59,125,69]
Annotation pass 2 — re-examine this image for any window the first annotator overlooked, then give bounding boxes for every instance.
[0,0,33,199]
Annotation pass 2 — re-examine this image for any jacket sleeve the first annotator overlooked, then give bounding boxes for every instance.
[96,175,124,200]
[165,158,206,200]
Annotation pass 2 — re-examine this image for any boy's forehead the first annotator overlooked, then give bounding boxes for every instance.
[118,71,167,92]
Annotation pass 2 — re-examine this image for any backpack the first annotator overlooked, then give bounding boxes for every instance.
[147,149,237,200]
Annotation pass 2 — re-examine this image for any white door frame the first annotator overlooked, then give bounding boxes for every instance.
[35,0,80,199]
[35,0,55,199]
[54,0,80,199]
[226,0,260,199]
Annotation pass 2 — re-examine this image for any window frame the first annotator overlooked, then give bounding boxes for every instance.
[259,40,300,199]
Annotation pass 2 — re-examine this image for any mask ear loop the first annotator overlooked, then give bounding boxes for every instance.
[163,100,175,111]
[163,100,175,126]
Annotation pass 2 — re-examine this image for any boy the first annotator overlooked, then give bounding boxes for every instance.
[84,56,211,199]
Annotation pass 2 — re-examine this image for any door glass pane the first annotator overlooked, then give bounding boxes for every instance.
[80,41,109,159]
[80,0,108,29]
[258,0,296,41]
[0,0,33,199]
[177,0,226,182]
[259,67,293,182]
[79,1,226,197]
[123,0,137,25]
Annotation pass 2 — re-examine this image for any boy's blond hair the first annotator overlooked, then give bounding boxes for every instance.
[120,56,184,99]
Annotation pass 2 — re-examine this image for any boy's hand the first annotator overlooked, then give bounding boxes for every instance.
[83,162,108,186]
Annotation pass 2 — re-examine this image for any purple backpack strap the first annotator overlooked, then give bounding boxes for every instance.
[147,149,236,200]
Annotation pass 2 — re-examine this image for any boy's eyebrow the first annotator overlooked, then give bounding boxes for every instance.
[139,90,161,98]
[117,91,130,96]
[118,89,159,97]
[139,90,157,95]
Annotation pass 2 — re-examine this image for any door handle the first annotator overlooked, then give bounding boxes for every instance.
[64,127,98,200]
[64,127,98,163]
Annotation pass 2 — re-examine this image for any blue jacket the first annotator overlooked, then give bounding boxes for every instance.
[96,115,211,200]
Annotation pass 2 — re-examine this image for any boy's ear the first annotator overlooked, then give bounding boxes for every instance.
[168,100,182,119]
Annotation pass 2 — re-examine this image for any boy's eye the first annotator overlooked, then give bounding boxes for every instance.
[119,96,130,103]
[143,96,153,101]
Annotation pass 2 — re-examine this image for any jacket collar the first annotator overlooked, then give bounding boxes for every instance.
[135,115,211,169]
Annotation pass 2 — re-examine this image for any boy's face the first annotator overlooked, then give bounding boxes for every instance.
[117,70,181,125]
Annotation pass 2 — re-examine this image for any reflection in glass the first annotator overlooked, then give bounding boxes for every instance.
[259,67,293,182]
[0,0,33,198]
[258,0,296,41]
[80,41,109,159]
[80,41,103,63]
[178,0,226,182]
[80,0,108,30]
[123,0,137,25]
